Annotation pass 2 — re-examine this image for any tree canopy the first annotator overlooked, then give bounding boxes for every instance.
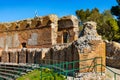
[111,0,120,19]
[76,8,120,41]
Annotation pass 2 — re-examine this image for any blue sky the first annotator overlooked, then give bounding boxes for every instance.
[0,0,117,22]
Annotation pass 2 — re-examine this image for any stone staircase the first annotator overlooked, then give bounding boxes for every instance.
[0,63,39,80]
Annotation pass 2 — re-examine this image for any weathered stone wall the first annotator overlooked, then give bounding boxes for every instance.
[0,15,59,50]
[1,21,106,73]
[1,41,105,72]
[0,27,52,49]
[106,41,120,68]
[1,51,9,63]
[57,15,79,44]
[0,14,79,51]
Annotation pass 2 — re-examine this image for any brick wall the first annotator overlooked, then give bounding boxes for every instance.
[1,40,106,73]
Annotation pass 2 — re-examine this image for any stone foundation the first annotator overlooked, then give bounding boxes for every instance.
[1,41,105,72]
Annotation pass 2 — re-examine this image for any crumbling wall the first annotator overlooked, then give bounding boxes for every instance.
[106,41,120,68]
[57,15,79,44]
[0,15,79,51]
[74,21,105,72]
[0,15,58,50]
[1,21,106,73]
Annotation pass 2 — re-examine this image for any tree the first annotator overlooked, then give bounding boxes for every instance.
[87,8,101,22]
[76,9,88,22]
[111,6,120,19]
[111,0,120,19]
[76,8,120,41]
[106,18,119,41]
[110,0,120,41]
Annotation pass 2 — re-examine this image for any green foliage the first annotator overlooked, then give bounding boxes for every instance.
[76,9,87,22]
[16,69,65,80]
[76,8,120,41]
[111,0,120,19]
[111,6,120,18]
[76,8,101,22]
[107,19,119,31]
[111,0,120,28]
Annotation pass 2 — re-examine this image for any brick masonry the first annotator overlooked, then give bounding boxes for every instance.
[0,19,106,73]
[0,15,79,50]
[1,40,106,73]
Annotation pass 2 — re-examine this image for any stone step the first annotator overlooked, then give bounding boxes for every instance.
[0,64,33,69]
[0,68,26,75]
[0,75,14,80]
[0,66,32,72]
[0,71,19,79]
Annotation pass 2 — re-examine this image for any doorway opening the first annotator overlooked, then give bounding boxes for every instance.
[21,42,27,48]
[63,32,69,43]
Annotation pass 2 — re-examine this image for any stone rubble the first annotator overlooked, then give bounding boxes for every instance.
[73,21,102,53]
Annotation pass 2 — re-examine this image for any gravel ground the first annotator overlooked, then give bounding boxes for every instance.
[66,66,120,80]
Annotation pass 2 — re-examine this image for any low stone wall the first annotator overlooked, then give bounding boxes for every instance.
[1,41,105,72]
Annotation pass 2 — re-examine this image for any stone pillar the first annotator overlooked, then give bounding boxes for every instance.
[1,51,9,63]
[34,50,41,64]
[18,49,27,63]
[9,51,18,63]
[27,50,35,63]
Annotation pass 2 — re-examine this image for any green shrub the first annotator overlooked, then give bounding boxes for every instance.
[17,68,65,80]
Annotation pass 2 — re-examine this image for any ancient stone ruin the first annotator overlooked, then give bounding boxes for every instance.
[1,19,106,72]
[106,41,120,68]
[0,14,79,51]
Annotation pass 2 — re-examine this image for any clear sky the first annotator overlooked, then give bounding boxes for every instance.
[0,0,117,22]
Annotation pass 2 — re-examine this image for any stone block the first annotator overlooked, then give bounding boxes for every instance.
[9,51,18,63]
[1,51,9,63]
[18,49,27,63]
[58,15,78,29]
[27,50,35,63]
[34,50,41,64]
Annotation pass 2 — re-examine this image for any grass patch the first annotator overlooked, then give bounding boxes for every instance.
[16,68,65,80]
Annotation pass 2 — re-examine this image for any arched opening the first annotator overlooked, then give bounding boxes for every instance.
[21,42,27,48]
[15,26,19,30]
[36,21,41,28]
[26,24,30,28]
[63,32,69,43]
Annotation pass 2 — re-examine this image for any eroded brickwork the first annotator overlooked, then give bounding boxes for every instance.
[1,18,105,73]
[0,15,78,51]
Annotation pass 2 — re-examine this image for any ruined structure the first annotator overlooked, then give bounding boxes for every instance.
[106,41,120,68]
[1,20,106,72]
[0,14,79,51]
